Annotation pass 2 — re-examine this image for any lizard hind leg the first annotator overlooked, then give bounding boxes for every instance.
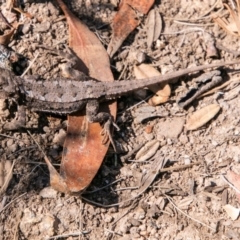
[86,100,119,151]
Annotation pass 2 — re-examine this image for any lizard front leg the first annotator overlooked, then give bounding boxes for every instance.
[86,100,119,151]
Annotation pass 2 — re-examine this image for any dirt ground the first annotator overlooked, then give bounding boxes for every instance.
[1,0,240,239]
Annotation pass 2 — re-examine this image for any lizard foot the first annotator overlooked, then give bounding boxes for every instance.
[100,119,120,152]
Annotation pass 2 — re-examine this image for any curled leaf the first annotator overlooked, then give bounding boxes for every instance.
[185,104,221,130]
[134,64,171,105]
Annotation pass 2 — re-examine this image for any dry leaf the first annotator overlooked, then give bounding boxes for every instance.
[185,104,221,130]
[107,0,154,57]
[134,64,171,105]
[223,204,240,220]
[135,140,160,162]
[146,9,162,48]
[52,0,116,193]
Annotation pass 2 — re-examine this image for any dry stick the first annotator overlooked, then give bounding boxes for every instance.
[121,141,147,162]
[26,130,49,162]
[21,52,40,77]
[173,21,214,27]
[0,133,19,140]
[159,161,201,173]
[0,160,16,194]
[163,193,216,231]
[198,77,240,98]
[82,161,199,207]
[104,228,123,237]
[221,175,240,194]
[47,231,91,240]
[162,27,205,36]
[83,178,123,194]
[0,192,27,214]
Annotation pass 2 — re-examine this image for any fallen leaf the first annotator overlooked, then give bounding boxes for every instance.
[185,104,221,130]
[135,140,160,162]
[146,9,162,48]
[51,0,116,193]
[107,0,154,57]
[134,64,171,105]
[223,204,240,220]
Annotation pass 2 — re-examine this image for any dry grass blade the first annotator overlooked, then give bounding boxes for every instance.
[0,160,15,194]
[212,0,240,36]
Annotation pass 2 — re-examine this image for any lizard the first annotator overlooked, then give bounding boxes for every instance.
[0,44,240,150]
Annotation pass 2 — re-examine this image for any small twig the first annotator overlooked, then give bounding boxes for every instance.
[159,161,201,173]
[47,231,91,239]
[25,161,60,166]
[162,27,204,36]
[0,160,16,194]
[26,130,48,159]
[198,77,240,98]
[0,133,19,140]
[104,228,123,237]
[120,141,147,162]
[173,21,214,27]
[164,193,215,231]
[0,10,13,28]
[0,193,27,214]
[83,178,123,194]
[221,175,240,194]
[21,52,40,77]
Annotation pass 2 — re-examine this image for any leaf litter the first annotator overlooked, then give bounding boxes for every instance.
[1,0,240,239]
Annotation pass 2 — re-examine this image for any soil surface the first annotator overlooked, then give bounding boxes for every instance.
[1,0,240,239]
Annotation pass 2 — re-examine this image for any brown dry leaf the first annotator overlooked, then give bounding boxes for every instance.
[107,0,154,57]
[51,0,116,193]
[212,1,240,36]
[146,8,162,48]
[185,104,221,130]
[134,64,171,105]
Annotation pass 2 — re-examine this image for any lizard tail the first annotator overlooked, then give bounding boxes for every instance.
[104,60,240,99]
